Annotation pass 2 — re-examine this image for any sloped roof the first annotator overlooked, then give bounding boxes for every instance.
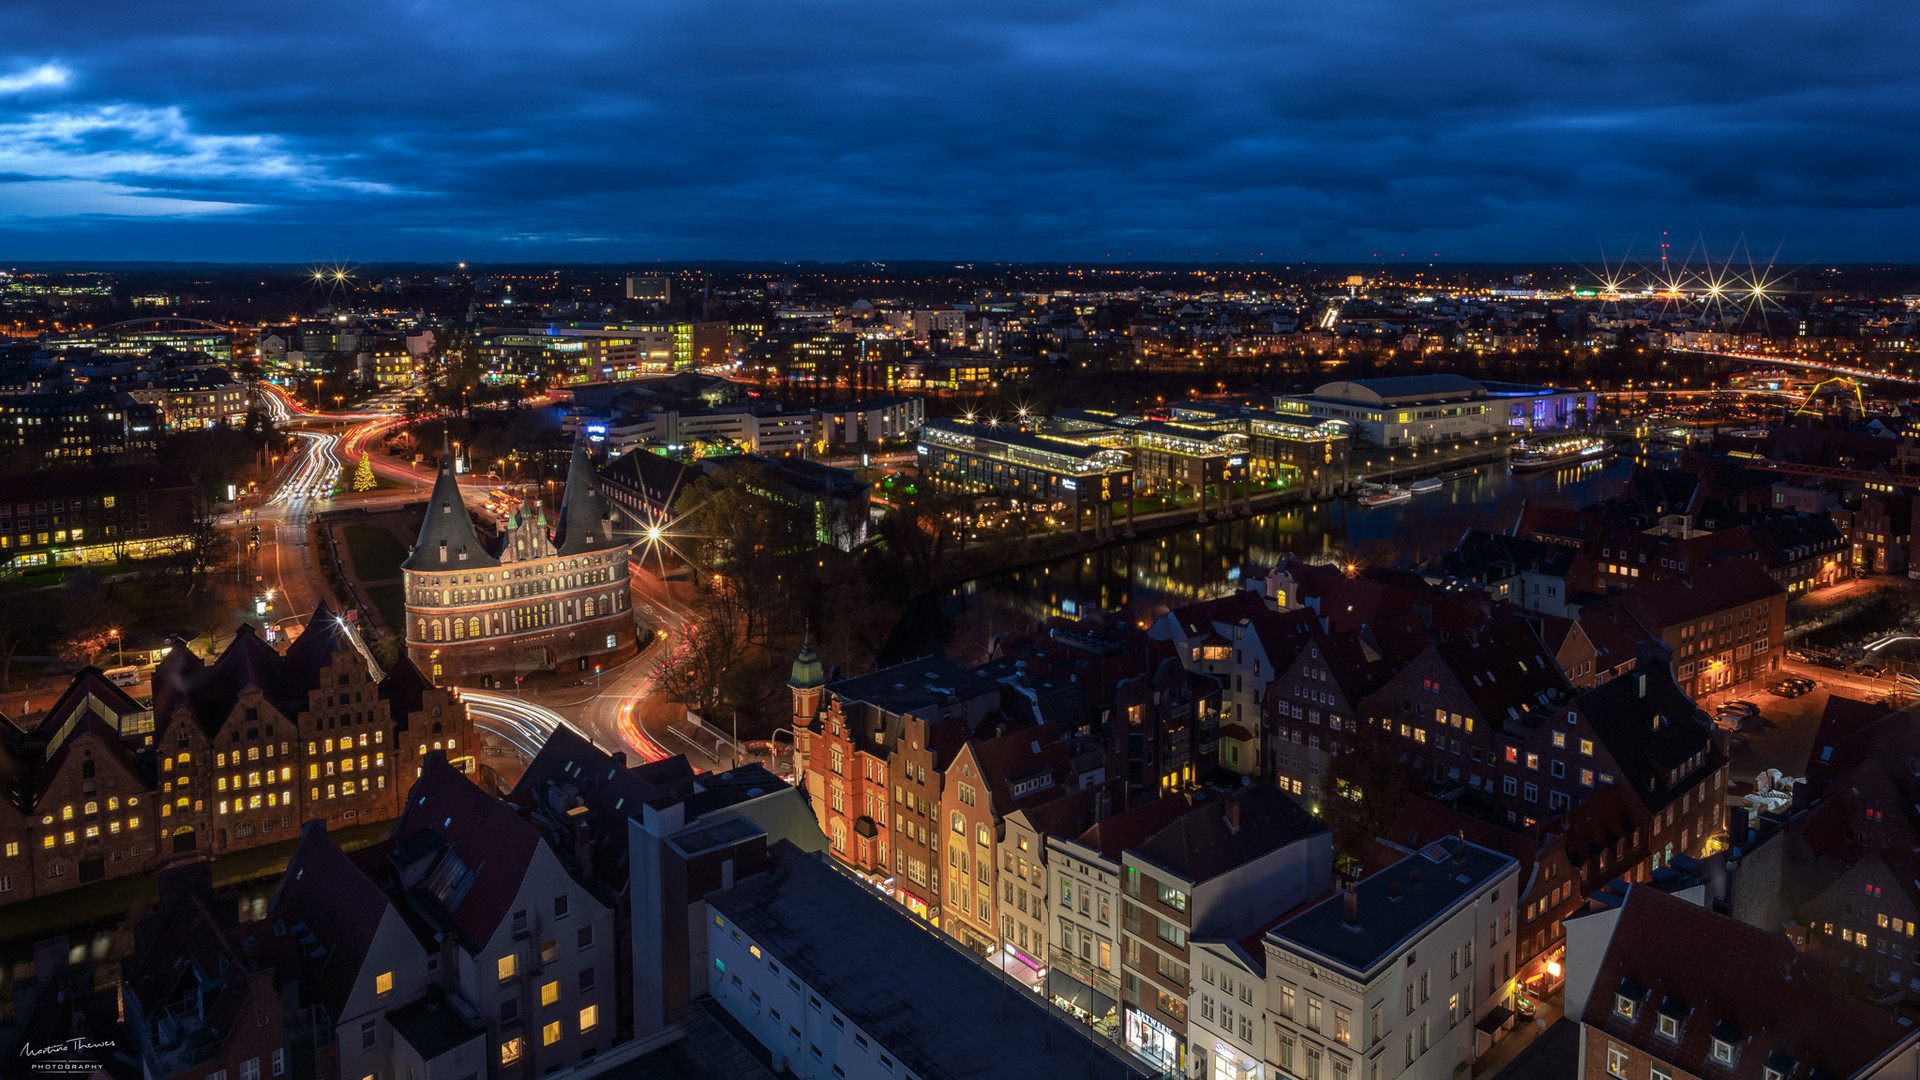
[1574,662,1715,815]
[551,441,623,556]
[1129,785,1324,885]
[270,822,399,1021]
[402,453,498,571]
[391,755,546,953]
[1582,886,1910,1079]
[1621,559,1783,627]
[151,609,357,734]
[1433,621,1570,723]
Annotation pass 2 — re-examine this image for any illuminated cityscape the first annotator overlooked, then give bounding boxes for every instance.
[4,1,1920,1078]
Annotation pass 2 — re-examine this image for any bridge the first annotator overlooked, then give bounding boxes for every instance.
[96,316,240,333]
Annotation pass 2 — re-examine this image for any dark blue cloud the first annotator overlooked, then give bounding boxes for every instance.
[0,0,1916,261]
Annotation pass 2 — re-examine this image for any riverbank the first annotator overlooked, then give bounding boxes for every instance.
[882,450,1635,662]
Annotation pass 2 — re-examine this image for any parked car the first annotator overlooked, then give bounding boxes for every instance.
[1854,663,1886,677]
[1769,680,1810,698]
[1815,654,1851,671]
[1720,700,1761,717]
[1786,647,1815,663]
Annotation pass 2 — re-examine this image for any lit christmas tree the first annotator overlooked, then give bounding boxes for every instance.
[352,453,377,492]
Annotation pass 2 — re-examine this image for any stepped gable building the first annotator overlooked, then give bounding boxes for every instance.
[403,442,637,685]
[0,606,473,905]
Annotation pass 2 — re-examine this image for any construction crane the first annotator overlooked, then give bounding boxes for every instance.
[1790,376,1865,418]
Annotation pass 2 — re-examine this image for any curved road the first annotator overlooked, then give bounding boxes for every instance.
[249,383,704,768]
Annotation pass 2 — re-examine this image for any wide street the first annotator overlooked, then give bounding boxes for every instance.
[243,383,701,772]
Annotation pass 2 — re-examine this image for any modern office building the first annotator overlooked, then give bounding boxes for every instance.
[917,416,1135,539]
[1167,401,1352,491]
[1274,375,1591,447]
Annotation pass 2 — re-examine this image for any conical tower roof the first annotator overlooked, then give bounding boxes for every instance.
[551,440,618,556]
[788,627,826,690]
[402,452,499,571]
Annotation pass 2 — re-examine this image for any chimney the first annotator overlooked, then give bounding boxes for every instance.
[1729,806,1751,847]
[1634,671,1647,698]
[1094,789,1111,823]
[1789,779,1810,812]
[1224,797,1242,835]
[1342,886,1359,927]
[611,750,628,767]
[995,722,1008,737]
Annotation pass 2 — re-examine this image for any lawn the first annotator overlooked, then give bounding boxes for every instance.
[365,582,407,637]
[342,522,410,582]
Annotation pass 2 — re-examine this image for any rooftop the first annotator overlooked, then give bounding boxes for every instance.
[709,842,1149,1080]
[1269,836,1515,978]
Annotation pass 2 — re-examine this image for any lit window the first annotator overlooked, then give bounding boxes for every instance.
[498,955,517,982]
[542,1021,561,1047]
[541,980,559,1007]
[375,972,393,996]
[500,1038,523,1065]
[579,1004,599,1033]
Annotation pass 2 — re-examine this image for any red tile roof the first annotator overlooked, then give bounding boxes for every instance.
[1581,886,1911,1079]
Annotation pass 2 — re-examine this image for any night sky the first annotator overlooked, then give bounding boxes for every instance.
[1,0,1914,263]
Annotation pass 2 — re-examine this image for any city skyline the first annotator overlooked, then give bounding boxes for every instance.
[2,0,1917,262]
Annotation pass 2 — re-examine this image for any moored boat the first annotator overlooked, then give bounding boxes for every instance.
[1510,436,1608,472]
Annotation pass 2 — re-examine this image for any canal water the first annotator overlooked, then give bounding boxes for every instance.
[883,453,1635,663]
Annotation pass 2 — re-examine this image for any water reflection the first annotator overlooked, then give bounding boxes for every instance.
[884,454,1631,663]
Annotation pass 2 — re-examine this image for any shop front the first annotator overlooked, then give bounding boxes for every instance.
[1047,970,1119,1038]
[1125,1007,1181,1076]
[995,943,1047,991]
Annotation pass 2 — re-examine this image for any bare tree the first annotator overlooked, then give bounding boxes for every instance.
[0,580,43,690]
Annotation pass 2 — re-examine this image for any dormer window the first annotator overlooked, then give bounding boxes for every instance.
[1614,994,1637,1019]
[1657,1013,1679,1039]
[1712,1039,1736,1065]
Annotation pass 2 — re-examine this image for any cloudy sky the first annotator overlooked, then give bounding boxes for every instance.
[0,0,1914,263]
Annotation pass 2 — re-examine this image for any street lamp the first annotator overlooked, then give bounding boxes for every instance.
[110,628,123,665]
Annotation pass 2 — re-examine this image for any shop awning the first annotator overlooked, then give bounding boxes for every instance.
[1046,970,1115,1016]
[1476,1005,1515,1034]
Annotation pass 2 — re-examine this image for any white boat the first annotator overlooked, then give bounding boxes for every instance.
[1360,487,1412,508]
[1408,478,1444,494]
[1511,436,1609,472]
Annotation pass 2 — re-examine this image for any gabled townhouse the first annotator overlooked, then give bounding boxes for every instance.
[940,722,1073,958]
[0,669,157,898]
[1264,619,1420,802]
[1046,792,1201,1040]
[1000,782,1122,994]
[384,755,620,1076]
[270,756,617,1079]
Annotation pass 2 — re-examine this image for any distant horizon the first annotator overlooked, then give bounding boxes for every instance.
[8,257,1920,273]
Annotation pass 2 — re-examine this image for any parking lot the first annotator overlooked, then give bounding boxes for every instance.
[1695,655,1908,790]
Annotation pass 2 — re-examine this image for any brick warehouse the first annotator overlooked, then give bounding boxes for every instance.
[0,607,474,905]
